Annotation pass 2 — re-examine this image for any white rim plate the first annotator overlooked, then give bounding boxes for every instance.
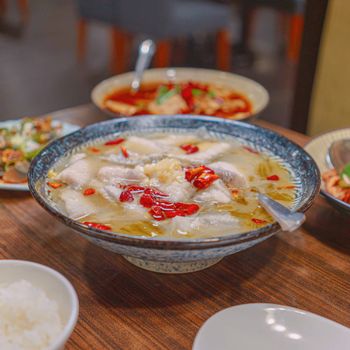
[304,128,350,211]
[0,120,80,191]
[193,303,350,350]
[91,67,269,118]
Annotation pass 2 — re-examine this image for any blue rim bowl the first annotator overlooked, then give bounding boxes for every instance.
[28,115,320,270]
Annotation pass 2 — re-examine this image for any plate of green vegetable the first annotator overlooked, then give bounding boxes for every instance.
[0,117,79,191]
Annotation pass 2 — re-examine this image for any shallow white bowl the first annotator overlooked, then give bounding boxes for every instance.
[193,303,350,350]
[91,67,269,120]
[304,128,350,213]
[0,260,79,350]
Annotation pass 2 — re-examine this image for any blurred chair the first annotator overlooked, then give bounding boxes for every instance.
[0,0,29,24]
[76,0,232,73]
[240,0,305,62]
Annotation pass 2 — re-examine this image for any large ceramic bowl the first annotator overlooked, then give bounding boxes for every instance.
[304,128,350,214]
[28,116,319,273]
[91,68,269,121]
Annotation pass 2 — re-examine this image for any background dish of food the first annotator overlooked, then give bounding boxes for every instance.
[91,68,269,121]
[28,115,319,273]
[304,128,350,214]
[0,119,80,191]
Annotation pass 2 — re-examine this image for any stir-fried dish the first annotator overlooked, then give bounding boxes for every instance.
[322,163,350,204]
[47,131,296,239]
[103,81,252,119]
[0,117,62,184]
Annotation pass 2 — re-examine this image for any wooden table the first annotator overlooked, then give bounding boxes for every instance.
[1,104,349,349]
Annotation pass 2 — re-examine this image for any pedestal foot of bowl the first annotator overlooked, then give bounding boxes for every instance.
[123,256,223,273]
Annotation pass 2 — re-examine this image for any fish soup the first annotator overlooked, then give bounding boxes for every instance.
[47,131,296,239]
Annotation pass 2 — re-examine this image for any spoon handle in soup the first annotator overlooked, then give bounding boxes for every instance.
[131,39,156,92]
[258,193,305,232]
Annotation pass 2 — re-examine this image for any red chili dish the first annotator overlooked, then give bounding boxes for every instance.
[103,81,253,120]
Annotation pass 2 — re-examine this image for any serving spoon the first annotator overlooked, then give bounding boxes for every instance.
[327,138,350,173]
[131,39,156,93]
[258,193,305,232]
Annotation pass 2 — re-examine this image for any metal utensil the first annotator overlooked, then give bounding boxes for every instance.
[327,138,350,172]
[258,193,305,232]
[131,39,155,93]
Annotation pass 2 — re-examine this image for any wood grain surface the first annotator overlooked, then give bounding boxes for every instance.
[1,105,349,350]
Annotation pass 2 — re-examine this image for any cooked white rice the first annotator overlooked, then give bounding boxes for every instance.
[0,280,63,350]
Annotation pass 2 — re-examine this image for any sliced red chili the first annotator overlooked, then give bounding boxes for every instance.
[119,190,134,202]
[181,85,194,110]
[83,188,96,196]
[140,193,156,208]
[185,166,218,189]
[104,138,125,146]
[266,175,280,181]
[89,147,100,153]
[126,185,145,193]
[251,218,267,225]
[174,202,199,216]
[243,146,259,154]
[47,182,63,189]
[185,166,213,182]
[143,187,169,198]
[193,173,219,190]
[180,144,199,154]
[82,222,112,231]
[149,206,166,221]
[121,147,129,158]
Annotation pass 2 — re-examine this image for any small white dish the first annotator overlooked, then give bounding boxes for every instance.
[193,303,350,350]
[0,260,79,350]
[0,120,80,191]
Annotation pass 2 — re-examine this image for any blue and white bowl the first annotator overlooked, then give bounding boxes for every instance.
[28,116,320,273]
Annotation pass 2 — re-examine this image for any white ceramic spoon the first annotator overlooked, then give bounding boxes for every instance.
[193,303,350,350]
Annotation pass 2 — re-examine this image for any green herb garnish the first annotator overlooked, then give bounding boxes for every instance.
[340,162,350,186]
[156,88,177,105]
[191,88,202,96]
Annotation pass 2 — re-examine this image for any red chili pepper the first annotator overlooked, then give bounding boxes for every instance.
[251,218,267,225]
[185,166,213,182]
[266,175,280,181]
[243,146,259,154]
[140,189,199,221]
[83,188,96,196]
[149,206,166,221]
[174,202,199,216]
[140,193,156,208]
[89,147,100,153]
[82,222,112,231]
[181,85,194,110]
[185,166,218,189]
[193,173,219,190]
[121,147,129,158]
[144,187,169,197]
[119,190,134,202]
[180,144,199,154]
[126,185,145,193]
[47,182,63,189]
[104,138,125,146]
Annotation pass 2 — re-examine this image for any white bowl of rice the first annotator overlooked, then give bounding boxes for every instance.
[0,260,79,350]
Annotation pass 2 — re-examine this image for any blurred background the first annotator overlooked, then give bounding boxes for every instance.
[0,0,348,135]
